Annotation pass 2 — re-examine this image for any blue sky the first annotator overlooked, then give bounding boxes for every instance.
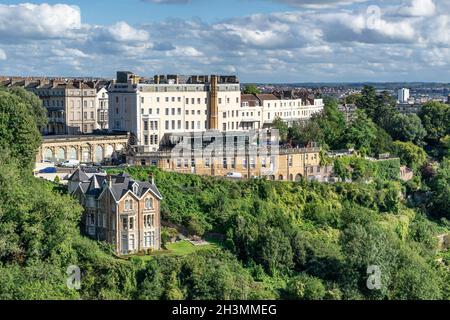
[0,0,449,82]
[0,0,295,24]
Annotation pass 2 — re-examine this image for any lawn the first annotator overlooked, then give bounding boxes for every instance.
[166,240,219,255]
[128,240,220,261]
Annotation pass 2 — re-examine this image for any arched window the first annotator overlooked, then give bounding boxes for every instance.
[132,183,138,195]
[125,199,133,211]
[145,198,153,210]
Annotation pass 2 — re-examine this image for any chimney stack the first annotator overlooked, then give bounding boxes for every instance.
[149,172,155,185]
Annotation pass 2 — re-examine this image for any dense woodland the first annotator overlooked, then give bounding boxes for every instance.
[0,86,449,300]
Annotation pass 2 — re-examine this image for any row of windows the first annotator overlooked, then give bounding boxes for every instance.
[138,96,240,105]
[124,198,154,211]
[175,157,274,169]
[165,120,205,131]
[143,120,158,131]
[143,134,159,146]
[122,214,155,231]
[120,231,156,252]
[37,90,95,97]
[174,154,318,169]
[266,101,302,108]
[43,100,64,108]
[228,111,260,118]
[222,122,246,131]
[242,101,302,108]
[68,111,96,121]
[121,232,155,250]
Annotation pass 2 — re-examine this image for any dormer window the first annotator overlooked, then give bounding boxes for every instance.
[132,183,139,195]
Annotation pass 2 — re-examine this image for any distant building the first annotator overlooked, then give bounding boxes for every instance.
[69,168,162,255]
[109,71,241,152]
[126,131,321,181]
[398,88,410,104]
[96,86,109,130]
[1,77,111,135]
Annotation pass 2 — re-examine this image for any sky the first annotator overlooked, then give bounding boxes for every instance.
[0,0,449,83]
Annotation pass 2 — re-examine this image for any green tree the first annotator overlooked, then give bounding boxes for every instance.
[391,249,443,300]
[356,86,378,119]
[243,84,261,95]
[0,91,42,167]
[419,101,450,143]
[373,91,398,129]
[286,273,326,300]
[372,127,394,157]
[391,141,427,171]
[429,158,450,219]
[272,117,289,143]
[288,120,323,147]
[387,114,427,146]
[342,110,378,156]
[5,86,48,129]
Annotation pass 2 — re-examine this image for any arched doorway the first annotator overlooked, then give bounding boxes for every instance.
[44,148,54,162]
[55,148,66,163]
[105,145,114,158]
[94,145,103,163]
[295,174,303,181]
[278,175,284,181]
[68,147,78,160]
[81,147,91,163]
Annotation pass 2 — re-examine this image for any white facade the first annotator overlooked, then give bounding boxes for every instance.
[96,87,109,130]
[109,74,324,151]
[261,98,323,125]
[398,88,410,103]
[109,80,241,151]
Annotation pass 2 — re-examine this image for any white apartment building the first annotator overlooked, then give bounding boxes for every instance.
[109,72,241,151]
[108,72,324,151]
[239,94,324,130]
[398,88,410,104]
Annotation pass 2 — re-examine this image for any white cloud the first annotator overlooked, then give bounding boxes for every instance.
[105,21,150,42]
[51,48,89,59]
[398,0,436,17]
[165,46,203,57]
[1,1,450,82]
[0,3,81,39]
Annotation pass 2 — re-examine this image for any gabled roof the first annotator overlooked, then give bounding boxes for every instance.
[68,168,106,183]
[78,170,162,202]
[86,174,108,197]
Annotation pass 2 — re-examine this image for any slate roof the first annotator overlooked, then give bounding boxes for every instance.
[74,169,162,201]
[68,168,106,183]
[109,173,162,201]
